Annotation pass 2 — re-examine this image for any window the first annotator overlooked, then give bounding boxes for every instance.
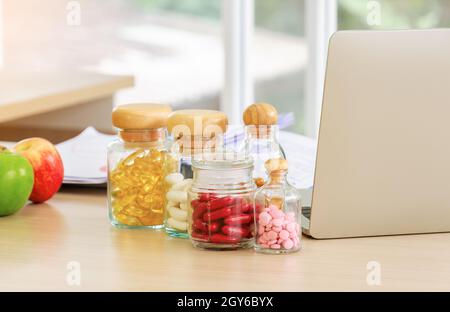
[1,0,224,109]
[253,0,307,134]
[339,0,450,30]
[1,0,331,136]
[223,0,336,137]
[304,0,450,137]
[2,1,447,139]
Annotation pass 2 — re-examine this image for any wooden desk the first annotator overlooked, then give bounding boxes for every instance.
[1,188,449,291]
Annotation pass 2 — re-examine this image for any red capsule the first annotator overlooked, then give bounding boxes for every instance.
[224,214,252,225]
[191,199,200,208]
[210,233,240,244]
[208,221,221,233]
[209,196,235,210]
[203,206,232,222]
[230,202,252,214]
[193,219,208,232]
[241,203,252,213]
[192,202,209,220]
[199,193,216,202]
[222,225,250,238]
[191,231,209,241]
[193,219,221,233]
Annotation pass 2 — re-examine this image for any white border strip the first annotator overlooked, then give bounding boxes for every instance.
[305,0,337,137]
[0,0,3,68]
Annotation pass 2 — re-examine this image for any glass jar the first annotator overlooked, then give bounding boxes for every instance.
[244,124,286,186]
[254,158,302,254]
[188,154,256,250]
[242,103,286,187]
[107,103,177,229]
[164,110,228,238]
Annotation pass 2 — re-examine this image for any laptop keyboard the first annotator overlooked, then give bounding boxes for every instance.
[301,207,311,231]
[302,206,311,219]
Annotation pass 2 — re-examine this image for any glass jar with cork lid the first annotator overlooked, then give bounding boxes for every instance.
[164,109,228,238]
[242,103,286,188]
[107,103,177,229]
[254,158,302,254]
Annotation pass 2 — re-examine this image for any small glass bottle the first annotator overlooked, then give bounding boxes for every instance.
[107,103,177,229]
[242,103,286,188]
[164,109,228,238]
[188,153,255,250]
[254,158,302,254]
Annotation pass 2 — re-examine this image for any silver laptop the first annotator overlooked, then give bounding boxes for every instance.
[302,29,450,239]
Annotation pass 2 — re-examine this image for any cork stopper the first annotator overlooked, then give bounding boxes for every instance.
[265,158,288,174]
[243,103,278,126]
[264,158,288,207]
[167,109,228,138]
[112,103,172,130]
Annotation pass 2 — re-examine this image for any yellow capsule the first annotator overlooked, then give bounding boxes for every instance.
[120,193,137,207]
[112,200,124,214]
[124,205,149,218]
[142,183,154,193]
[111,188,124,198]
[115,213,142,226]
[139,212,163,226]
[151,204,164,214]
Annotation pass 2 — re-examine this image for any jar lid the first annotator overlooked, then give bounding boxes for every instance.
[192,153,253,170]
[243,103,278,126]
[112,103,172,130]
[167,109,228,137]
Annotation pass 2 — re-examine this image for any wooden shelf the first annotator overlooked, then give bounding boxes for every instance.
[0,71,134,123]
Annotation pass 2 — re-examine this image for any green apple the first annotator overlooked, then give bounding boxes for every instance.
[0,146,34,216]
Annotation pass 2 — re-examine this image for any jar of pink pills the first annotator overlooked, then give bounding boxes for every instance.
[254,158,302,254]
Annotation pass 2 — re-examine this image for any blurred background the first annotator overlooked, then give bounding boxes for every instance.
[1,0,450,136]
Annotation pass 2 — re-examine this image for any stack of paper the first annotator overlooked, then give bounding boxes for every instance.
[57,127,115,185]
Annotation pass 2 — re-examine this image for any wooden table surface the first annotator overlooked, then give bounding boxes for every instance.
[0,186,449,292]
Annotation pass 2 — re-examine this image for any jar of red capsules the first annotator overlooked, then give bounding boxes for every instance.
[188,153,256,250]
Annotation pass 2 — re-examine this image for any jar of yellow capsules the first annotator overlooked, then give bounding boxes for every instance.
[107,103,177,229]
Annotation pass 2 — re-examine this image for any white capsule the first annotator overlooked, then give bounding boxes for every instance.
[167,201,179,208]
[171,179,192,192]
[167,218,188,231]
[165,173,184,185]
[168,206,188,221]
[183,179,193,191]
[180,203,188,211]
[166,190,188,203]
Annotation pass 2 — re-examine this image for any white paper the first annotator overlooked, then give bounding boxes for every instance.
[278,131,317,190]
[224,128,317,190]
[56,127,115,184]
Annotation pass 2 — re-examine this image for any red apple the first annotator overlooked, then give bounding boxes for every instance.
[14,138,64,203]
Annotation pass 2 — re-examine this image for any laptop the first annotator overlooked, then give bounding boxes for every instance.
[302,29,450,239]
